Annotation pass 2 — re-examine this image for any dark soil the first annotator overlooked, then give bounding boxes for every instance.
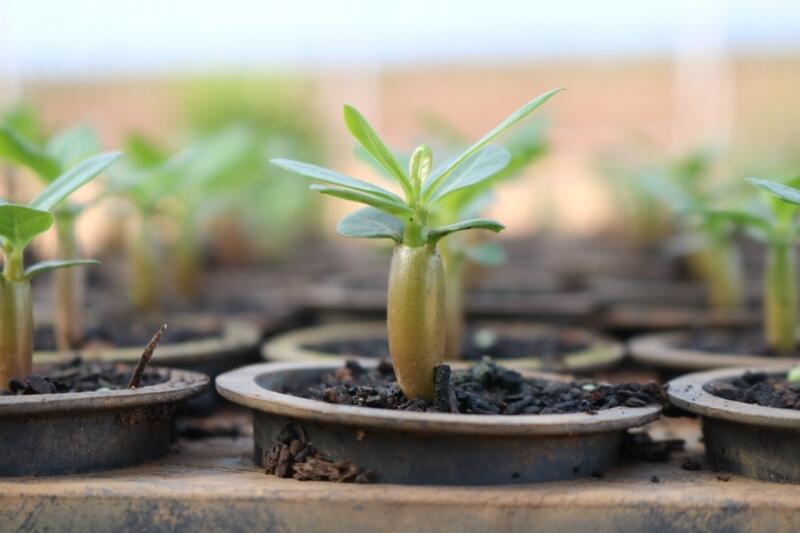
[4,358,168,395]
[263,423,375,483]
[676,329,794,357]
[33,322,220,351]
[705,371,800,410]
[303,327,590,363]
[290,358,666,415]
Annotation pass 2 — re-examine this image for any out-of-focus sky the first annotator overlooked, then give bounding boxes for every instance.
[1,0,800,78]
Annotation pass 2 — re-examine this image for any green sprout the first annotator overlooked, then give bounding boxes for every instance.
[715,177,800,355]
[0,153,120,390]
[0,113,118,350]
[599,148,745,311]
[272,88,562,400]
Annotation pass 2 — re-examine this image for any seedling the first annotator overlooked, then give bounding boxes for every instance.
[715,177,800,355]
[600,148,745,311]
[0,152,120,390]
[273,88,562,400]
[0,116,117,349]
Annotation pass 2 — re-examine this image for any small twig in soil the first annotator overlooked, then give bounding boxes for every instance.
[128,324,167,389]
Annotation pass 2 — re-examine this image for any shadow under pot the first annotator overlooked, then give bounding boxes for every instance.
[33,314,261,414]
[0,364,208,477]
[216,361,662,485]
[668,365,800,484]
[301,269,593,326]
[262,321,624,374]
[629,329,800,381]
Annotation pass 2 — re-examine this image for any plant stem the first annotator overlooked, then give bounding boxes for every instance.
[173,218,201,301]
[54,212,86,350]
[128,218,160,313]
[0,251,33,391]
[690,237,745,312]
[387,243,445,400]
[765,240,797,355]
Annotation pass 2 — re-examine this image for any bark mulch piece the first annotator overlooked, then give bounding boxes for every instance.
[263,423,376,483]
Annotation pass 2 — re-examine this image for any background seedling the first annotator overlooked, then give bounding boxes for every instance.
[715,177,800,355]
[0,109,116,349]
[273,89,561,400]
[0,152,120,390]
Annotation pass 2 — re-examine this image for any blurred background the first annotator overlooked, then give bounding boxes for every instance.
[1,0,800,256]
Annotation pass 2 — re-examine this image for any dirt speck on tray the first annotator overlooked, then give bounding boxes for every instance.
[705,371,800,410]
[4,358,168,395]
[291,358,666,415]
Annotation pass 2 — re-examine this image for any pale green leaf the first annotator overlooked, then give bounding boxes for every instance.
[30,151,122,211]
[427,145,510,204]
[310,185,413,216]
[748,178,800,206]
[46,126,101,172]
[25,259,100,279]
[0,204,54,250]
[0,125,60,180]
[336,207,404,242]
[789,366,800,384]
[464,241,507,267]
[423,88,563,200]
[427,218,504,244]
[271,158,403,203]
[343,105,411,195]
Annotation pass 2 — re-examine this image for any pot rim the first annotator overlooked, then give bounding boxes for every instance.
[667,365,800,429]
[0,367,209,416]
[629,330,800,370]
[33,315,261,366]
[216,361,661,436]
[261,320,625,372]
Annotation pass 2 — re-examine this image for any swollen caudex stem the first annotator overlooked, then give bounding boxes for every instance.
[272,89,562,399]
[128,215,161,313]
[0,246,33,389]
[687,236,745,312]
[765,238,796,355]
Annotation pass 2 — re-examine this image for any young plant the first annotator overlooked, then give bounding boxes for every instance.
[715,177,800,355]
[273,89,562,400]
[0,117,113,349]
[600,148,746,311]
[0,153,120,390]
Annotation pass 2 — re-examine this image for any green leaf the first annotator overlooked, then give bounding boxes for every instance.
[0,204,54,250]
[747,178,800,206]
[705,208,771,234]
[29,151,122,212]
[310,185,413,217]
[464,241,506,267]
[427,218,505,244]
[0,125,60,180]
[271,158,403,203]
[409,144,433,190]
[342,105,412,196]
[789,366,800,384]
[46,126,101,172]
[423,88,563,200]
[125,133,168,167]
[25,259,100,279]
[427,145,511,204]
[336,207,404,242]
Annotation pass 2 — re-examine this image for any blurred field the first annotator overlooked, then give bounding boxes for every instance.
[3,55,800,241]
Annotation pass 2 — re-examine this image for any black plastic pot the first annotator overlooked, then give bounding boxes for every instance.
[0,367,208,477]
[629,330,800,380]
[668,366,800,484]
[217,361,661,486]
[34,315,261,414]
[262,321,625,374]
